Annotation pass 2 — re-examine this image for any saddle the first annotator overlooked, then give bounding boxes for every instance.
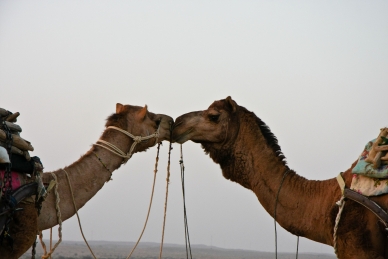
[336,128,388,228]
[0,108,46,248]
[351,128,388,196]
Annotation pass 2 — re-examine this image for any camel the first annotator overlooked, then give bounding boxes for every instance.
[171,96,388,259]
[0,103,173,259]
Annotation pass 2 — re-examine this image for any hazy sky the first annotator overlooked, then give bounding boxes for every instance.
[1,1,387,256]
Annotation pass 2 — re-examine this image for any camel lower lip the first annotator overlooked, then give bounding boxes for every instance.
[172,128,193,143]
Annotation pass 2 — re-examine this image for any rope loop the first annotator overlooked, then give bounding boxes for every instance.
[94,124,160,163]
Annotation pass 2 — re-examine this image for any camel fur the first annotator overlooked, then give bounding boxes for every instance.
[172,96,388,259]
[0,103,173,259]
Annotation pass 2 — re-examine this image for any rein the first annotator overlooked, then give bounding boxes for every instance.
[94,125,160,162]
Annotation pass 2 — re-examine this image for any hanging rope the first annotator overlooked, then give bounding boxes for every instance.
[273,169,300,259]
[62,168,98,259]
[159,142,173,259]
[125,143,161,259]
[333,196,345,258]
[179,144,192,259]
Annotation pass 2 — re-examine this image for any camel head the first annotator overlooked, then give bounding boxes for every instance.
[172,96,240,150]
[104,103,173,153]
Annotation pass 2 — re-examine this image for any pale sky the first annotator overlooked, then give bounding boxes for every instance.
[1,1,387,256]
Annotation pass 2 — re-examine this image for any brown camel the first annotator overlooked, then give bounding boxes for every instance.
[1,103,173,259]
[172,96,388,259]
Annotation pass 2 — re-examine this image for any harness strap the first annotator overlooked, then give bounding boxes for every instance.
[344,188,388,227]
[336,173,388,227]
[336,173,346,194]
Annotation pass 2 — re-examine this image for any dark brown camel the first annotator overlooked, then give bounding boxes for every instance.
[171,96,388,259]
[1,103,173,259]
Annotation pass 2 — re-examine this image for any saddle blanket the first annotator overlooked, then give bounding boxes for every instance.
[0,170,25,191]
[351,174,388,196]
[351,138,388,196]
[352,139,388,178]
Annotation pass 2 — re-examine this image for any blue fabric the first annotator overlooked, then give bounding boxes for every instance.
[352,139,388,178]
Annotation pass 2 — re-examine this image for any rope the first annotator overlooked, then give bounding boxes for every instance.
[125,143,161,259]
[333,195,345,257]
[62,169,98,259]
[39,173,62,259]
[273,169,300,259]
[94,125,159,163]
[159,142,173,259]
[179,144,192,259]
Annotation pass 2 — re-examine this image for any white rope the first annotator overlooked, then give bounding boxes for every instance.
[333,195,345,257]
[94,125,159,162]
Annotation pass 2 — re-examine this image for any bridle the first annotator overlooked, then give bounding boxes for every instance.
[93,124,160,163]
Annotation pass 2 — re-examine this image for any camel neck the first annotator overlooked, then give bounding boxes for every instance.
[216,120,339,246]
[37,128,134,230]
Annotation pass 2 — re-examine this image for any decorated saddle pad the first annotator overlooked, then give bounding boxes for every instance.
[351,138,388,196]
[351,174,388,196]
[352,139,388,178]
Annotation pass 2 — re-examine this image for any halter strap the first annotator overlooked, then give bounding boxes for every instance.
[93,125,160,163]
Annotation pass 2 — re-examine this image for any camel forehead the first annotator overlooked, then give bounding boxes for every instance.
[208,99,227,111]
[120,105,154,117]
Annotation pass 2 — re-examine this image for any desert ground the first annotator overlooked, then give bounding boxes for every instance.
[21,240,336,259]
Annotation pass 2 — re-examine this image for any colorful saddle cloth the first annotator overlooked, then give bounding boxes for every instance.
[351,139,388,196]
[0,170,25,191]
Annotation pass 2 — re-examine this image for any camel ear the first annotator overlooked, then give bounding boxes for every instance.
[225,96,237,113]
[116,103,125,114]
[137,105,148,120]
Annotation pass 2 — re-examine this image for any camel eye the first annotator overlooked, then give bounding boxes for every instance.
[208,114,220,122]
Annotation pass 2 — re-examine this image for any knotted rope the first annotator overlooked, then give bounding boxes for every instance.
[333,173,346,257]
[39,173,62,259]
[94,125,159,163]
